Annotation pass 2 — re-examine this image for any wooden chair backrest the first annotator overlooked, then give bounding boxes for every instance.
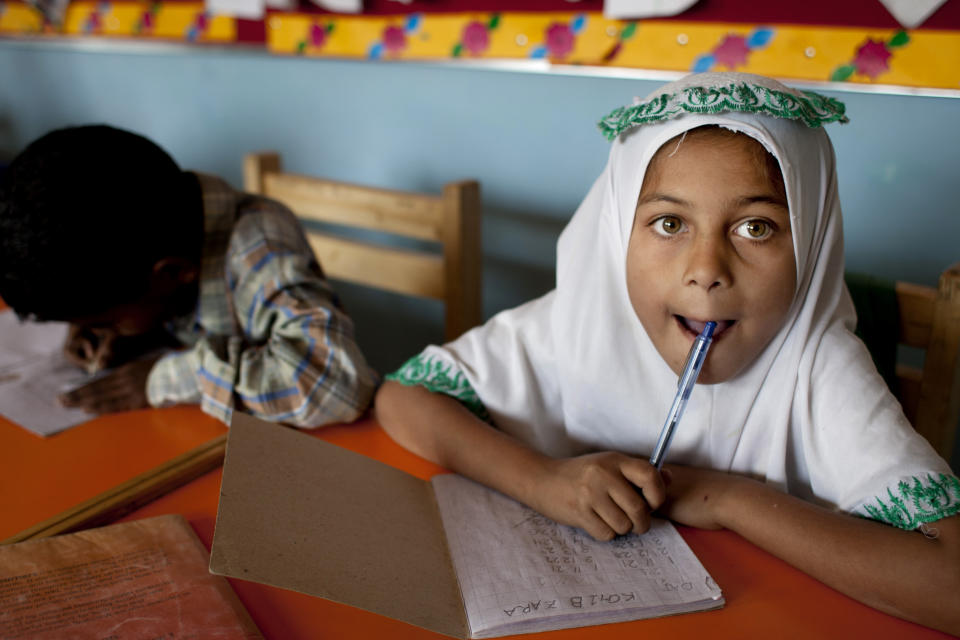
[893,263,960,459]
[244,152,482,342]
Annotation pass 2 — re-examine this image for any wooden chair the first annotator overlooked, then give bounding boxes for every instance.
[890,263,960,459]
[243,152,482,343]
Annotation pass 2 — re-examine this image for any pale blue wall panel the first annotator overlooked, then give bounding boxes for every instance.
[2,45,958,398]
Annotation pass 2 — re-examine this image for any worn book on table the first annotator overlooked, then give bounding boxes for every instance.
[210,413,723,639]
[0,514,262,639]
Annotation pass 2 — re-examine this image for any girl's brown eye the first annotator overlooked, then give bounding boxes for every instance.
[735,219,772,240]
[654,216,684,236]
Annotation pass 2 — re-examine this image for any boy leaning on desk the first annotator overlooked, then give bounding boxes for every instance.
[0,125,377,428]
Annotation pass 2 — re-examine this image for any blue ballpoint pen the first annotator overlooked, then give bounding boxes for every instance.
[649,321,717,470]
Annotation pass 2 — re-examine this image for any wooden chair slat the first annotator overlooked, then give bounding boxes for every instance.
[264,173,446,242]
[244,151,482,343]
[307,234,445,300]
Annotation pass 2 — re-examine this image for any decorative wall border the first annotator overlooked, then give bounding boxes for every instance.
[0,1,235,42]
[2,4,958,92]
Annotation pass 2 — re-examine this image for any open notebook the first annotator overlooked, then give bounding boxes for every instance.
[210,413,723,638]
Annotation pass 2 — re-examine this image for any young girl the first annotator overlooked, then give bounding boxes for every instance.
[375,72,959,634]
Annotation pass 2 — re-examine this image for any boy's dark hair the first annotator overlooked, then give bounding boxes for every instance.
[0,125,201,321]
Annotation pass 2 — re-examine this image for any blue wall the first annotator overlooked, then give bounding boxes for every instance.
[2,42,959,465]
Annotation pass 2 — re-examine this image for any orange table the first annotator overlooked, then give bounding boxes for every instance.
[0,405,951,639]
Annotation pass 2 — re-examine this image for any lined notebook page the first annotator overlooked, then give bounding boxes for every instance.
[431,473,723,638]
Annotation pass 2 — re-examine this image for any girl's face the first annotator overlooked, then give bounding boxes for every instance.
[626,129,796,384]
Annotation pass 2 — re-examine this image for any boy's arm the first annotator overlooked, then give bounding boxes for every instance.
[230,279,376,427]
[147,210,377,427]
[661,465,960,636]
[376,380,667,540]
[58,327,178,413]
[150,276,377,428]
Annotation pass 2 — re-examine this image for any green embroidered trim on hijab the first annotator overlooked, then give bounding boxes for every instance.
[598,75,848,141]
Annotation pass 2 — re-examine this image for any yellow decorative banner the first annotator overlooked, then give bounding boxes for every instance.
[0,1,235,42]
[0,2,46,34]
[2,4,958,91]
[268,12,960,91]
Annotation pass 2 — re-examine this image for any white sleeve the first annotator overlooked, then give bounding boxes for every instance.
[805,324,958,529]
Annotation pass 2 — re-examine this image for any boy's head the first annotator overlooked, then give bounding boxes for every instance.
[626,125,796,384]
[0,125,201,332]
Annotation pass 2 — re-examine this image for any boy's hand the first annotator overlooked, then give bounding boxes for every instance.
[64,325,118,374]
[59,356,160,415]
[531,452,667,541]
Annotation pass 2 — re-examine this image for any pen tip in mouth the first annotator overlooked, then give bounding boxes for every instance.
[676,316,735,338]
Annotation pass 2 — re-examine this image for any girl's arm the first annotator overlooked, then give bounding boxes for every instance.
[375,380,667,540]
[662,465,960,636]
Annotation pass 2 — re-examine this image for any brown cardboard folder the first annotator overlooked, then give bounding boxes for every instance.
[209,412,469,638]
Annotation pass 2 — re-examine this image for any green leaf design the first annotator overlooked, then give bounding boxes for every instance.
[488,13,500,30]
[620,21,637,40]
[830,64,856,82]
[863,474,960,530]
[325,22,334,34]
[888,30,910,48]
[386,353,490,422]
[296,40,306,54]
[452,43,462,57]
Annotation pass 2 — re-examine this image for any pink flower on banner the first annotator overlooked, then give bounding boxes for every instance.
[185,10,208,40]
[462,20,489,55]
[382,24,407,54]
[310,23,327,47]
[852,39,893,79]
[136,3,159,34]
[545,22,574,58]
[713,34,750,68]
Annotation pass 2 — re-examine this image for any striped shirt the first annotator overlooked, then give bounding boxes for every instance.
[146,173,377,427]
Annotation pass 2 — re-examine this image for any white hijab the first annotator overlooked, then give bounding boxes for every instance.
[408,73,955,527]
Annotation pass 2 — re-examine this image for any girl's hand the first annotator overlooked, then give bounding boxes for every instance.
[529,452,667,541]
[658,464,746,530]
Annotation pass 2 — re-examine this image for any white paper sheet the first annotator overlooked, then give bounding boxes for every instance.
[877,0,947,28]
[206,0,264,20]
[0,312,95,436]
[604,0,699,20]
[309,0,362,13]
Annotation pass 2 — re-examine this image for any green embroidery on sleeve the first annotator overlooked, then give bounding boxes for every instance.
[385,353,490,422]
[862,473,960,530]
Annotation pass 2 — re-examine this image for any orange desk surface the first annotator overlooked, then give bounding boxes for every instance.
[1,407,950,640]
